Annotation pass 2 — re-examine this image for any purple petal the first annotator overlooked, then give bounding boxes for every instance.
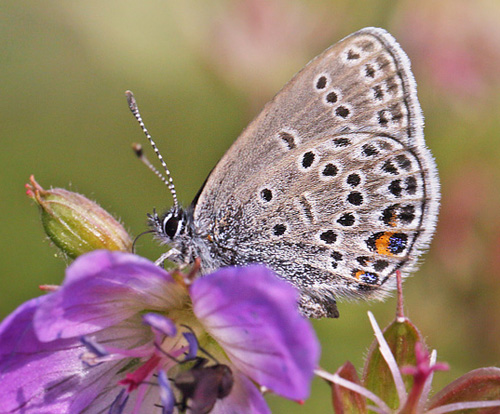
[0,297,78,412]
[0,296,153,413]
[80,376,161,414]
[191,265,320,400]
[108,389,129,414]
[0,297,104,412]
[142,313,177,337]
[34,251,187,341]
[212,371,270,414]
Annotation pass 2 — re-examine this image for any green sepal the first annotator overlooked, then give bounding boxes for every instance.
[331,361,368,414]
[428,367,500,413]
[362,316,423,409]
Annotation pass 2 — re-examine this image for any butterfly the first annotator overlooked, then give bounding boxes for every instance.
[127,27,439,318]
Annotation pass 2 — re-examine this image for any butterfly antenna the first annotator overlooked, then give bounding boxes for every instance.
[125,90,179,212]
[132,143,169,187]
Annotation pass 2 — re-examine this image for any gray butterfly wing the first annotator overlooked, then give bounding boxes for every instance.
[192,27,439,318]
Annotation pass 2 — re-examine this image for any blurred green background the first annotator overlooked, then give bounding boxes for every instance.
[1,0,499,412]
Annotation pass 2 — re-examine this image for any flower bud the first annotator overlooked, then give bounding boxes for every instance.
[26,175,133,258]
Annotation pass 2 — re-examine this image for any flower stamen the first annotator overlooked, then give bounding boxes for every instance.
[119,354,162,392]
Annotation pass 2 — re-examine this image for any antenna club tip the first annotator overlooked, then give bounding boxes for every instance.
[125,90,137,110]
[132,143,143,157]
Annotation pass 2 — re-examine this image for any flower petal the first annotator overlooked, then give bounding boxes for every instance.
[34,251,187,341]
[191,265,320,400]
[0,296,154,413]
[108,389,129,414]
[212,371,270,414]
[80,373,162,414]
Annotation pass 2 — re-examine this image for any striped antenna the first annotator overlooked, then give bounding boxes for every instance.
[131,143,170,187]
[125,91,179,212]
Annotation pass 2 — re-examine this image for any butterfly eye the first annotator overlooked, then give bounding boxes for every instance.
[162,212,183,239]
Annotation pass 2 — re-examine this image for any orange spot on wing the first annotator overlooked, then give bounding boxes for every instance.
[354,270,364,280]
[389,211,397,227]
[375,232,396,256]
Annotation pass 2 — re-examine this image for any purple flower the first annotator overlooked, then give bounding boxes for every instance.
[0,250,319,413]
